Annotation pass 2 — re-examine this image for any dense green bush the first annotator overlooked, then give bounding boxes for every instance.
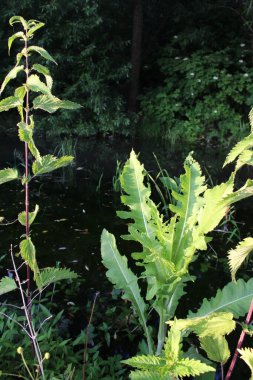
[140,37,253,144]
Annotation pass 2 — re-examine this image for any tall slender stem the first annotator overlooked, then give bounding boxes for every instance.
[225,299,253,380]
[24,30,31,300]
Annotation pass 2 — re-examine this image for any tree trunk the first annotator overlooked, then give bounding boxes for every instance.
[128,0,143,114]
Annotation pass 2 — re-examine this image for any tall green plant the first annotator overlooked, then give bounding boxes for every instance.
[101,131,253,378]
[0,16,81,378]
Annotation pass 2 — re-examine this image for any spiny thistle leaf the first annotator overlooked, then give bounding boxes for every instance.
[33,94,82,113]
[0,168,18,184]
[0,277,17,295]
[122,355,165,370]
[101,229,153,354]
[238,348,253,379]
[32,154,73,176]
[0,96,22,112]
[228,237,253,281]
[18,204,39,226]
[20,237,40,282]
[26,45,57,64]
[188,278,253,319]
[36,267,78,289]
[8,31,25,54]
[32,64,53,90]
[0,65,24,94]
[171,358,215,377]
[27,74,51,95]
[223,132,253,167]
[200,335,230,364]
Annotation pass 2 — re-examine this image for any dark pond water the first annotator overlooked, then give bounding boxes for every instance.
[0,135,252,310]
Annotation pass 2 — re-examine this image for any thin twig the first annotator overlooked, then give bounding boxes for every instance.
[82,291,100,380]
[0,311,32,338]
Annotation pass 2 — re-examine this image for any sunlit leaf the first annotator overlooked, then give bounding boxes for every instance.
[8,31,25,54]
[27,21,45,37]
[33,94,82,113]
[9,16,28,30]
[32,154,74,176]
[238,348,253,379]
[200,336,230,364]
[18,204,39,226]
[228,237,253,281]
[27,74,51,95]
[0,168,18,184]
[0,96,22,112]
[26,45,57,64]
[32,64,53,90]
[20,237,40,281]
[0,277,17,295]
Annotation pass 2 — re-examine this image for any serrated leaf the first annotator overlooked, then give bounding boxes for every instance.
[0,277,17,295]
[33,94,82,113]
[18,117,40,160]
[101,229,153,354]
[0,96,22,112]
[32,64,53,90]
[14,86,26,100]
[8,31,25,54]
[238,348,253,379]
[9,16,28,30]
[228,237,253,281]
[0,66,24,94]
[26,45,57,64]
[200,335,230,364]
[122,355,165,370]
[27,74,51,95]
[36,267,78,289]
[169,312,235,338]
[20,237,40,281]
[223,133,253,167]
[172,358,215,377]
[188,278,253,319]
[32,154,73,176]
[0,168,18,184]
[18,204,39,226]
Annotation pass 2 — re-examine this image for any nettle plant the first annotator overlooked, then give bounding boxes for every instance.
[101,120,253,379]
[0,16,81,379]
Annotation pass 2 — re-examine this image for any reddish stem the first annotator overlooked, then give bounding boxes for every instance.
[225,299,253,380]
[24,31,30,300]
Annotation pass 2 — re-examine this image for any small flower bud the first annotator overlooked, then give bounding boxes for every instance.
[17,347,23,355]
[44,352,50,360]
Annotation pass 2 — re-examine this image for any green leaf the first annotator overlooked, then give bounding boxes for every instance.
[238,348,253,379]
[26,46,57,64]
[32,64,53,90]
[171,358,215,378]
[27,74,51,95]
[27,21,45,37]
[122,355,165,370]
[20,237,40,281]
[0,96,22,112]
[101,229,153,354]
[18,204,39,226]
[223,133,253,167]
[1,65,24,94]
[200,336,230,364]
[0,277,17,295]
[8,31,25,54]
[32,154,73,176]
[129,370,167,380]
[228,237,253,281]
[169,312,235,338]
[0,168,18,184]
[9,16,28,30]
[14,86,26,100]
[33,94,82,113]
[18,117,41,160]
[36,267,78,289]
[188,278,253,319]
